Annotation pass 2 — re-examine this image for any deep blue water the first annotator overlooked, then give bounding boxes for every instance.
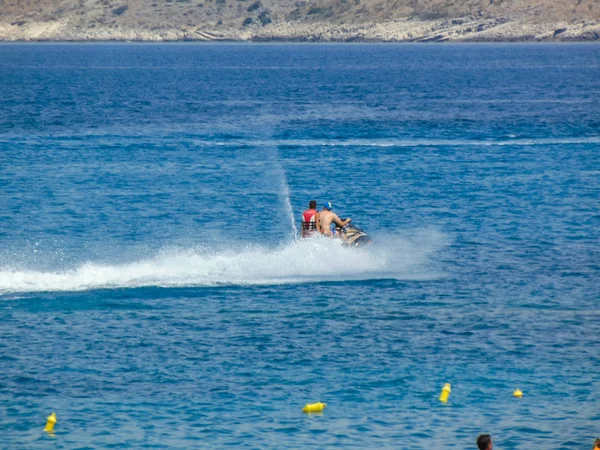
[1,43,599,449]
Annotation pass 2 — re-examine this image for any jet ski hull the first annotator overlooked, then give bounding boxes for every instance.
[336,222,372,247]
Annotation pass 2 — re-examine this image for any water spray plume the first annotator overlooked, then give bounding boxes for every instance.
[0,231,447,294]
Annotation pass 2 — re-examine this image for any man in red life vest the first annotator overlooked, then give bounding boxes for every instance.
[301,200,321,238]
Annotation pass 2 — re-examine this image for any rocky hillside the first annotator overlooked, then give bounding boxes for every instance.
[1,0,599,41]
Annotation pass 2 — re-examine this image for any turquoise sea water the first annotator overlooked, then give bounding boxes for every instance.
[1,43,599,448]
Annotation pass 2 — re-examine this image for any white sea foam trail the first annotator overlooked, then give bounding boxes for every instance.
[211,136,600,148]
[0,230,447,294]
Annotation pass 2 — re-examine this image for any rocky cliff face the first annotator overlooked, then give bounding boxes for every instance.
[1,0,599,41]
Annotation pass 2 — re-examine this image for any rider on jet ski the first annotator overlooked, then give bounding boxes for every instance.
[318,202,351,238]
[301,200,371,246]
[301,200,321,238]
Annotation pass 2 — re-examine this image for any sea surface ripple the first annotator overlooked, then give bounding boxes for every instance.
[0,43,599,449]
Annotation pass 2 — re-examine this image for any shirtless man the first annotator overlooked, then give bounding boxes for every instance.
[319,202,351,237]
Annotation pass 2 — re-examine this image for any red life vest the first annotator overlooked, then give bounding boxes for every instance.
[301,209,318,237]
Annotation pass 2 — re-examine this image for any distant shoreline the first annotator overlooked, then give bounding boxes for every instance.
[1,39,599,44]
[1,18,599,44]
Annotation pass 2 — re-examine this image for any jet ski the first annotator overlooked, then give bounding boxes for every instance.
[335,220,372,247]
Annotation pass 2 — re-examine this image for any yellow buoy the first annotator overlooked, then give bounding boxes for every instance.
[513,388,523,398]
[439,383,451,403]
[44,412,57,432]
[302,402,326,413]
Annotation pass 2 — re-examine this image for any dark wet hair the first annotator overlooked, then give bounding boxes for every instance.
[309,200,317,209]
[477,434,492,450]
[594,438,600,448]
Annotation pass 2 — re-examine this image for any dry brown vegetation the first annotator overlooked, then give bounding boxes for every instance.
[0,0,599,40]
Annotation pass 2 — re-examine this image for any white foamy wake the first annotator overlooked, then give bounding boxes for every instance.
[0,231,447,295]
[211,136,600,148]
